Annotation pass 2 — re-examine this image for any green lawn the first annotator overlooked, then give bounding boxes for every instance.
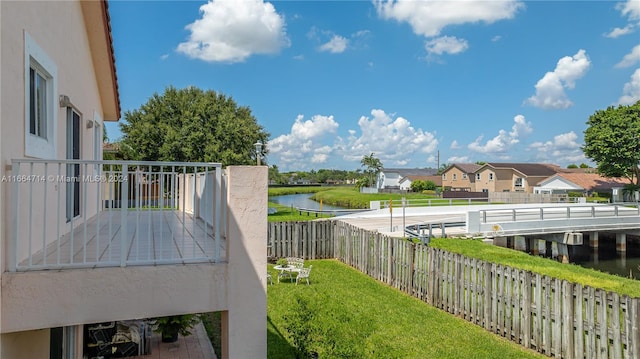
[310,186,437,209]
[268,260,545,359]
[268,202,331,222]
[430,238,640,298]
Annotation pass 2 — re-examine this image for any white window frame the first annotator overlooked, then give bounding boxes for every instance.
[476,173,481,180]
[489,173,494,181]
[462,173,467,179]
[452,173,457,180]
[515,177,524,187]
[24,32,57,159]
[442,174,447,180]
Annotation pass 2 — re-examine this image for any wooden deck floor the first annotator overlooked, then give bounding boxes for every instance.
[19,210,226,270]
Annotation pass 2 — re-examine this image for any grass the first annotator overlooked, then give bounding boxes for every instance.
[268,259,545,359]
[200,312,222,357]
[310,186,437,209]
[267,202,331,222]
[430,238,640,298]
[268,186,331,196]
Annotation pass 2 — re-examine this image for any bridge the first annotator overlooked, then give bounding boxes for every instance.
[336,202,640,262]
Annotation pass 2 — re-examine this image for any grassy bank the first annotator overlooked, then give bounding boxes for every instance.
[431,238,640,298]
[310,186,437,208]
[268,259,544,358]
[268,186,331,196]
[267,202,331,222]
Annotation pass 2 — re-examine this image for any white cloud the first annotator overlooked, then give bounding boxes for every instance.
[509,114,533,138]
[339,109,438,166]
[293,54,304,60]
[529,131,585,164]
[268,115,339,169]
[491,35,502,42]
[269,110,439,170]
[176,0,289,63]
[618,68,640,105]
[615,45,640,68]
[617,0,640,21]
[425,36,469,56]
[375,0,523,38]
[468,115,532,154]
[319,35,348,53]
[160,54,169,60]
[447,156,470,163]
[605,0,640,38]
[450,140,461,149]
[524,49,591,109]
[605,24,636,38]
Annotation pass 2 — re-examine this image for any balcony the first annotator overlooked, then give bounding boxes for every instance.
[8,159,226,272]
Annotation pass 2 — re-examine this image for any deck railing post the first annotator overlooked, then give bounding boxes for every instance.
[120,165,129,267]
[215,166,222,262]
[9,161,20,272]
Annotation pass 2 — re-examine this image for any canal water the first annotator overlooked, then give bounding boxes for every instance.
[269,193,345,211]
[570,237,640,279]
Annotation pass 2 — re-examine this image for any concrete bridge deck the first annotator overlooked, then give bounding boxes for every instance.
[335,203,640,241]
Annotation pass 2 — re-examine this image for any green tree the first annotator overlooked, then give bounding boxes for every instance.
[119,86,269,165]
[583,101,640,187]
[410,180,427,192]
[567,164,578,169]
[360,153,383,188]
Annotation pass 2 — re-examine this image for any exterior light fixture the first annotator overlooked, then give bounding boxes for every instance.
[254,141,263,166]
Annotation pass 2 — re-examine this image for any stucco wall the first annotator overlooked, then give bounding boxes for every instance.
[224,166,268,359]
[1,0,107,270]
[1,329,49,359]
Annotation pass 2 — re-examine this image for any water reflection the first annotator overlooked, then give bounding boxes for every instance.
[570,236,640,280]
[270,193,345,211]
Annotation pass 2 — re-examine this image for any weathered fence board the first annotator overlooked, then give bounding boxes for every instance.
[268,220,640,359]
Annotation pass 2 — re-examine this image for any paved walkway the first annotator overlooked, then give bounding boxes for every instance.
[124,322,217,359]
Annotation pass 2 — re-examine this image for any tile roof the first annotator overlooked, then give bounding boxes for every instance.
[451,163,482,173]
[554,173,629,191]
[381,168,438,176]
[486,162,559,177]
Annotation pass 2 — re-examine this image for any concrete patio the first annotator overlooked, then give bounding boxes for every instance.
[124,322,217,359]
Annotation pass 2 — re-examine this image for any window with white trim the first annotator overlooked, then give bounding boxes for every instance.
[462,173,467,179]
[452,173,457,180]
[489,173,494,181]
[476,173,481,180]
[24,32,57,158]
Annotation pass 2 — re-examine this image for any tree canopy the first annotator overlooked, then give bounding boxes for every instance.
[583,101,639,187]
[119,86,269,166]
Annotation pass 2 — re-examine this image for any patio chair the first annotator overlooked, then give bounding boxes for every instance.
[296,265,313,285]
[267,272,273,285]
[286,257,305,273]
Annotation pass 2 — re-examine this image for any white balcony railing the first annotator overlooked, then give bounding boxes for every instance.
[8,159,225,272]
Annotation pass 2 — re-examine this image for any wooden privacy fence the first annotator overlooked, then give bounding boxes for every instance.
[269,220,640,359]
[267,221,335,259]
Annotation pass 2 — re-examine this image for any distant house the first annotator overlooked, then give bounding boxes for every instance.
[398,175,443,191]
[440,163,482,191]
[534,172,629,199]
[377,168,438,190]
[442,163,560,193]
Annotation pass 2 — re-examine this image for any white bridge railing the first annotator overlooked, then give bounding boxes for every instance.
[8,159,225,271]
[468,204,640,237]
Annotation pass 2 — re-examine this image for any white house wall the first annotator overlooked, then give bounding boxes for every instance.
[1,1,106,270]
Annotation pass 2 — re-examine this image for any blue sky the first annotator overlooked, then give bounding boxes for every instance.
[107,0,640,171]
